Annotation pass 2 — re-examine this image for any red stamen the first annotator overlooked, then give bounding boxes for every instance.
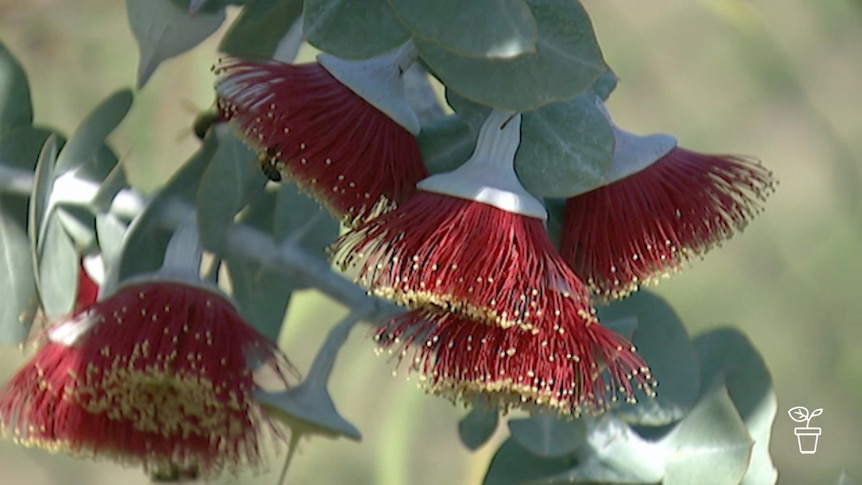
[215,59,427,224]
[561,148,775,300]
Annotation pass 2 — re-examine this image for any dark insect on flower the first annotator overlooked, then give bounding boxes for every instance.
[259,144,283,182]
[214,44,427,225]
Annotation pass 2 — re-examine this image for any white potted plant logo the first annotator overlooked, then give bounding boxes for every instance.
[788,406,822,454]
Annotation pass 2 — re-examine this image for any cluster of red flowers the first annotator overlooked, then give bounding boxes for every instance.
[213,45,774,416]
[0,41,774,477]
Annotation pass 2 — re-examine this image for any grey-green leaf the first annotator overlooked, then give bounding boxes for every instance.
[110,132,219,291]
[225,255,295,342]
[694,328,777,485]
[29,135,62,260]
[196,126,258,253]
[549,414,664,484]
[457,406,499,451]
[127,0,226,88]
[662,384,753,485]
[0,41,33,134]
[0,200,38,344]
[387,0,537,59]
[419,0,606,112]
[447,89,615,198]
[603,316,638,342]
[37,213,79,317]
[482,438,575,485]
[418,115,477,175]
[517,90,614,197]
[591,68,618,101]
[544,197,565,249]
[95,212,128,274]
[597,291,701,426]
[219,0,304,58]
[54,89,131,176]
[224,188,297,341]
[0,126,55,170]
[303,0,410,60]
[273,183,339,260]
[508,414,585,459]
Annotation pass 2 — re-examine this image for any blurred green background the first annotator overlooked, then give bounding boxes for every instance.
[1,0,861,484]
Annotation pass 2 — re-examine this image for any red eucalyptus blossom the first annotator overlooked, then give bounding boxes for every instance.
[0,229,292,476]
[560,121,775,301]
[336,110,654,414]
[214,43,427,224]
[377,304,653,416]
[334,110,581,331]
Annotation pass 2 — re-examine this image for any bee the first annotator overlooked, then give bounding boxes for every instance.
[259,145,283,182]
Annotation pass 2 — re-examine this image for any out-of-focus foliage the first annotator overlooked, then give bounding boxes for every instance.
[0,0,860,484]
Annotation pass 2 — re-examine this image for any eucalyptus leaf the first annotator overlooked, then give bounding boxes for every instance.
[550,414,664,484]
[127,0,226,88]
[196,126,258,253]
[508,414,585,459]
[447,89,615,198]
[29,135,62,260]
[0,200,39,344]
[591,68,618,101]
[603,316,638,342]
[662,384,753,485]
[387,0,537,59]
[171,0,245,14]
[92,163,130,215]
[694,328,777,485]
[110,131,219,291]
[482,438,575,485]
[55,206,98,251]
[419,0,606,112]
[37,213,79,317]
[273,183,339,260]
[457,406,499,451]
[0,41,33,133]
[597,291,700,426]
[225,255,295,341]
[95,212,129,274]
[0,127,61,173]
[54,89,131,176]
[50,145,123,252]
[303,0,411,59]
[255,314,362,440]
[418,115,476,175]
[544,196,565,249]
[219,0,304,58]
[225,188,298,340]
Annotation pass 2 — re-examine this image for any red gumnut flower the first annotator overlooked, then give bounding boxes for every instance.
[334,109,655,414]
[560,119,776,301]
[376,304,654,416]
[214,42,428,225]
[0,279,293,476]
[335,110,584,331]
